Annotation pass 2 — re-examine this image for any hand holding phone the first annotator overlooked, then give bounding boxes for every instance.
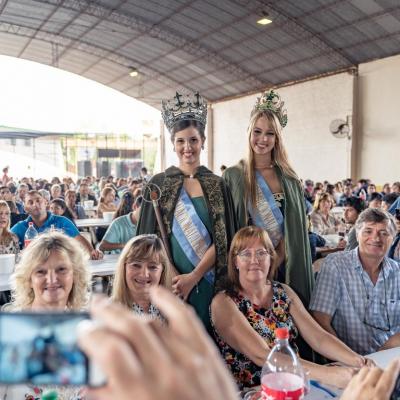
[78,288,239,400]
[0,312,95,386]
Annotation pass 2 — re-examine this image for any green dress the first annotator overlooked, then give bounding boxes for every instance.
[170,196,214,330]
[136,165,238,330]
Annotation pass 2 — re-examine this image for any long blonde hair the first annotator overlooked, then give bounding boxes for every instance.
[245,109,299,209]
[112,234,172,308]
[0,200,12,245]
[11,232,90,310]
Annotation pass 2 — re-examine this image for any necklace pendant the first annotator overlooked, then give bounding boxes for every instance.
[190,174,194,179]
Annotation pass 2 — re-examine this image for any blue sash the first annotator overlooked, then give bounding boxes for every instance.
[172,188,214,284]
[248,171,284,247]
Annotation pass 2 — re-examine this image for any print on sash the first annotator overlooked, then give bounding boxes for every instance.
[172,188,214,284]
[248,171,284,247]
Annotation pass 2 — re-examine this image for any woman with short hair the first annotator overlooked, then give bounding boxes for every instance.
[211,226,370,390]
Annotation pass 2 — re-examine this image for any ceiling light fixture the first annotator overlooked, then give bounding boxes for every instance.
[129,67,139,77]
[257,11,272,25]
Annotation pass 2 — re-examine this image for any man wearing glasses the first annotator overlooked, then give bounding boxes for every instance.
[309,208,400,355]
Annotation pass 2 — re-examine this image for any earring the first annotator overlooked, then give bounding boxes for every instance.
[201,145,204,150]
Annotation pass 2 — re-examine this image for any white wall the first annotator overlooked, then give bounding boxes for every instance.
[357,54,400,183]
[212,72,354,183]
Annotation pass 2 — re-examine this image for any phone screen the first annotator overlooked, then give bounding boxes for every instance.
[0,312,89,386]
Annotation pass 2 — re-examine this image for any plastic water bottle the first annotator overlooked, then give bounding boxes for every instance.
[261,327,307,400]
[24,222,38,248]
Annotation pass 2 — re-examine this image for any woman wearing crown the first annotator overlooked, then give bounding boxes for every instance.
[136,92,237,331]
[223,90,314,306]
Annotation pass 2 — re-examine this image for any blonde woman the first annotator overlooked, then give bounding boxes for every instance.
[112,234,172,319]
[310,192,341,235]
[1,231,90,399]
[0,200,19,256]
[9,231,90,311]
[223,90,313,305]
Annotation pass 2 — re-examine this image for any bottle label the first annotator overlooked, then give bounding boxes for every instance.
[261,372,304,400]
[24,239,31,248]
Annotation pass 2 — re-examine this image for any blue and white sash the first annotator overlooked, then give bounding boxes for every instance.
[248,171,284,248]
[172,188,214,284]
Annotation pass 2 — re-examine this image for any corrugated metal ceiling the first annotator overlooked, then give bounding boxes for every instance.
[0,0,399,108]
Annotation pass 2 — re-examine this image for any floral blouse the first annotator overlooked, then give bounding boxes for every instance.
[212,282,298,389]
[0,233,20,256]
[132,303,164,322]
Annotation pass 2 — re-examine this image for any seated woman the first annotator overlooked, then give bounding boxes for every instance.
[99,192,142,253]
[50,183,63,200]
[210,226,370,390]
[96,187,118,242]
[8,231,90,310]
[111,234,172,319]
[310,192,341,235]
[0,200,19,255]
[65,189,87,220]
[97,187,117,218]
[0,231,90,399]
[50,198,76,223]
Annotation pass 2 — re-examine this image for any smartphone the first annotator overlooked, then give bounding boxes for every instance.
[0,312,102,386]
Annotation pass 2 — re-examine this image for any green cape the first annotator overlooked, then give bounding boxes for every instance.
[136,165,238,291]
[223,162,314,305]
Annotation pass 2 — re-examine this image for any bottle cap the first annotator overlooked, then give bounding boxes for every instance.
[275,327,289,339]
[28,222,33,227]
[41,390,58,400]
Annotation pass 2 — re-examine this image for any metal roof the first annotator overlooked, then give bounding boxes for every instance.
[0,0,399,108]
[0,125,76,138]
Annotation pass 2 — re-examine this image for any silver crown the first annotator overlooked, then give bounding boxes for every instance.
[253,90,288,128]
[161,92,207,133]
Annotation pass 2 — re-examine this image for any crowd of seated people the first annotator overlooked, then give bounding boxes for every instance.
[302,179,399,253]
[1,166,400,399]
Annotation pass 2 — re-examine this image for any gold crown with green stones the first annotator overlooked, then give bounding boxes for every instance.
[161,92,207,133]
[253,90,288,128]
